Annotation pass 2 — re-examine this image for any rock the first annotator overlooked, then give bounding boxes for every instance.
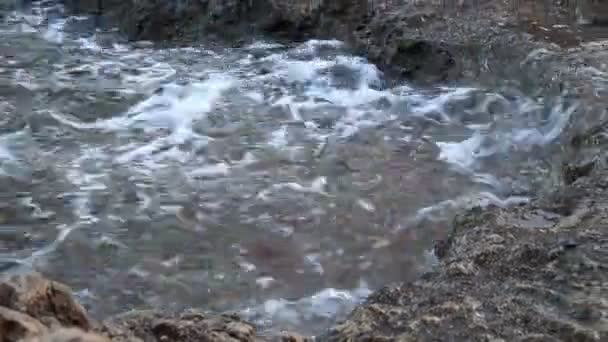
[25,328,111,342]
[100,309,256,342]
[0,273,92,330]
[322,168,608,341]
[576,0,608,25]
[273,331,311,342]
[0,306,48,342]
[62,0,591,84]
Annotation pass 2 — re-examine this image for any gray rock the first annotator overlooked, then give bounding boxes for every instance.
[320,167,608,341]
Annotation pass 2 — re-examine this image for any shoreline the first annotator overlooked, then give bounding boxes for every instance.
[2,0,608,340]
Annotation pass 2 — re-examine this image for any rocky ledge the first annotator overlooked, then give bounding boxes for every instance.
[0,273,264,342]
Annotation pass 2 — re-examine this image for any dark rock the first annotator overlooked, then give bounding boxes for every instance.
[62,0,592,85]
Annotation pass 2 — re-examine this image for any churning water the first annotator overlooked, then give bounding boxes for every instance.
[0,2,577,335]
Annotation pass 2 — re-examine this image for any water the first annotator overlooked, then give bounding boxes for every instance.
[0,2,577,336]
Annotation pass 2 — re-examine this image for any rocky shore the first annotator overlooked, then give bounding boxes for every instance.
[2,162,607,341]
[4,0,608,341]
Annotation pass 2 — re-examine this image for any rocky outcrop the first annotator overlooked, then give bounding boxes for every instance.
[0,273,91,331]
[100,310,256,342]
[0,274,258,342]
[64,0,608,84]
[321,166,608,341]
[0,273,98,342]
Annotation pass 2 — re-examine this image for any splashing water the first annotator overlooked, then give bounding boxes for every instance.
[0,3,577,335]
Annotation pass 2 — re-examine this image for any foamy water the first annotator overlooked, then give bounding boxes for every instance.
[0,3,577,335]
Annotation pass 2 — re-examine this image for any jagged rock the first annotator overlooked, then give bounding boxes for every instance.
[321,168,608,341]
[0,273,91,331]
[100,309,256,342]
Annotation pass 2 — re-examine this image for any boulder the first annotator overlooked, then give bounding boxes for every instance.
[0,273,91,330]
[0,306,48,342]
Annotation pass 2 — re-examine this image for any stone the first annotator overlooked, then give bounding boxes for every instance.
[100,309,256,342]
[25,328,111,342]
[0,273,91,331]
[0,306,48,342]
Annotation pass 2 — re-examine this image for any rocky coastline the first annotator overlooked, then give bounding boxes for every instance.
[3,0,608,341]
[2,166,607,341]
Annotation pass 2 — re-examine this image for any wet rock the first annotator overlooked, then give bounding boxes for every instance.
[322,168,608,341]
[576,0,608,25]
[272,331,311,342]
[0,273,91,330]
[0,306,48,342]
[100,309,256,342]
[59,1,546,84]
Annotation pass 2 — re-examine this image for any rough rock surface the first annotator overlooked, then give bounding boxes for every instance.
[0,274,259,342]
[0,273,91,330]
[321,166,608,341]
[25,329,112,342]
[100,309,256,342]
[0,306,48,342]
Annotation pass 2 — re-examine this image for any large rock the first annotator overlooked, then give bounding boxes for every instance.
[0,306,48,342]
[0,273,91,330]
[321,167,608,341]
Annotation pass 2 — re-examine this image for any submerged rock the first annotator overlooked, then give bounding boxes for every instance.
[321,167,608,341]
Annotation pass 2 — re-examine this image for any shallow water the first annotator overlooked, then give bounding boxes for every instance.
[0,3,578,335]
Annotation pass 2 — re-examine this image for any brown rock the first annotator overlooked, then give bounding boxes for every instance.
[0,306,48,342]
[0,273,91,330]
[101,309,256,342]
[25,328,111,342]
[270,331,311,342]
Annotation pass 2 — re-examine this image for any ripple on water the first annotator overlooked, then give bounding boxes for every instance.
[0,4,580,336]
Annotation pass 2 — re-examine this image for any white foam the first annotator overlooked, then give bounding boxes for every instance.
[242,281,371,327]
[436,132,484,170]
[42,19,66,43]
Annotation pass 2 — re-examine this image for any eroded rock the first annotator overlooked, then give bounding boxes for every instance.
[0,273,91,330]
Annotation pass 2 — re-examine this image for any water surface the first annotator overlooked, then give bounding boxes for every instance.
[0,3,576,335]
